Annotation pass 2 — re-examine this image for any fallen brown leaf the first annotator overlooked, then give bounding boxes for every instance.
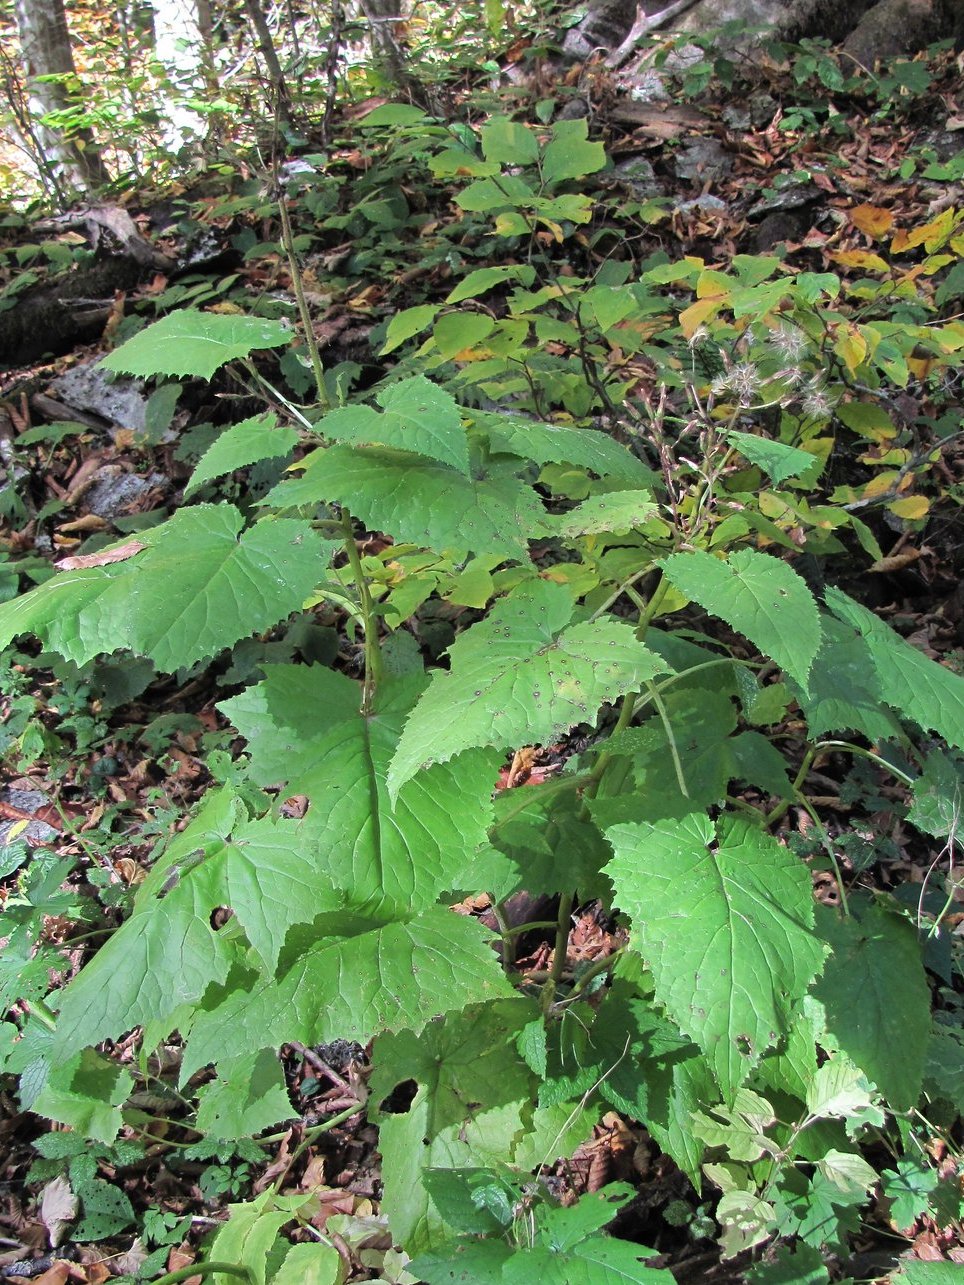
[55,540,146,571]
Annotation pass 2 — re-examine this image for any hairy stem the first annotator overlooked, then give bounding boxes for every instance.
[340,511,383,712]
[277,184,330,412]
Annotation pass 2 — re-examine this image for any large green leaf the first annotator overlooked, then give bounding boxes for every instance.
[475,411,653,482]
[388,580,668,798]
[373,1001,534,1125]
[540,490,657,537]
[266,445,542,561]
[221,668,500,917]
[480,117,540,165]
[604,815,827,1100]
[54,860,234,1058]
[792,616,903,741]
[318,375,470,475]
[182,908,514,1075]
[373,1002,538,1249]
[184,414,300,499]
[54,799,339,1055]
[661,549,821,691]
[100,310,290,379]
[195,1049,295,1140]
[813,899,929,1111]
[31,1049,133,1143]
[0,506,329,671]
[412,1187,671,1285]
[825,587,964,750]
[541,119,607,184]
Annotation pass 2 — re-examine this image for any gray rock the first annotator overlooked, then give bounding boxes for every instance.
[748,181,818,216]
[0,789,58,847]
[50,363,147,434]
[843,0,951,65]
[673,136,731,182]
[675,194,729,214]
[612,156,664,197]
[85,466,168,520]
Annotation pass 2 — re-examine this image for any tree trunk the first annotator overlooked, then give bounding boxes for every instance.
[242,0,292,122]
[12,0,111,198]
[357,0,412,89]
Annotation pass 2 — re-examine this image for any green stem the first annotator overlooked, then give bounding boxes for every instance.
[589,566,655,622]
[646,680,689,798]
[542,891,574,1015]
[556,946,627,1007]
[27,999,58,1031]
[340,510,383,712]
[150,1262,252,1285]
[765,746,818,827]
[270,1103,361,1194]
[794,790,850,916]
[635,573,670,638]
[277,188,330,411]
[501,919,560,937]
[814,740,915,785]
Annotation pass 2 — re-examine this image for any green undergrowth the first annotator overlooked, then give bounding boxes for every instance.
[1,99,964,1285]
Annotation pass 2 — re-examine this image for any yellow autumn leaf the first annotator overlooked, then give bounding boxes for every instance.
[888,495,929,520]
[696,269,731,299]
[861,471,899,500]
[679,296,723,339]
[831,250,890,273]
[850,204,893,239]
[833,323,867,374]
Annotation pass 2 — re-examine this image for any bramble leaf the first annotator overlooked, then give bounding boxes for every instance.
[661,549,821,690]
[100,310,290,379]
[0,506,330,671]
[605,814,827,1099]
[388,580,668,797]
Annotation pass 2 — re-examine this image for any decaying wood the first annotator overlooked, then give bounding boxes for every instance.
[34,204,176,273]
